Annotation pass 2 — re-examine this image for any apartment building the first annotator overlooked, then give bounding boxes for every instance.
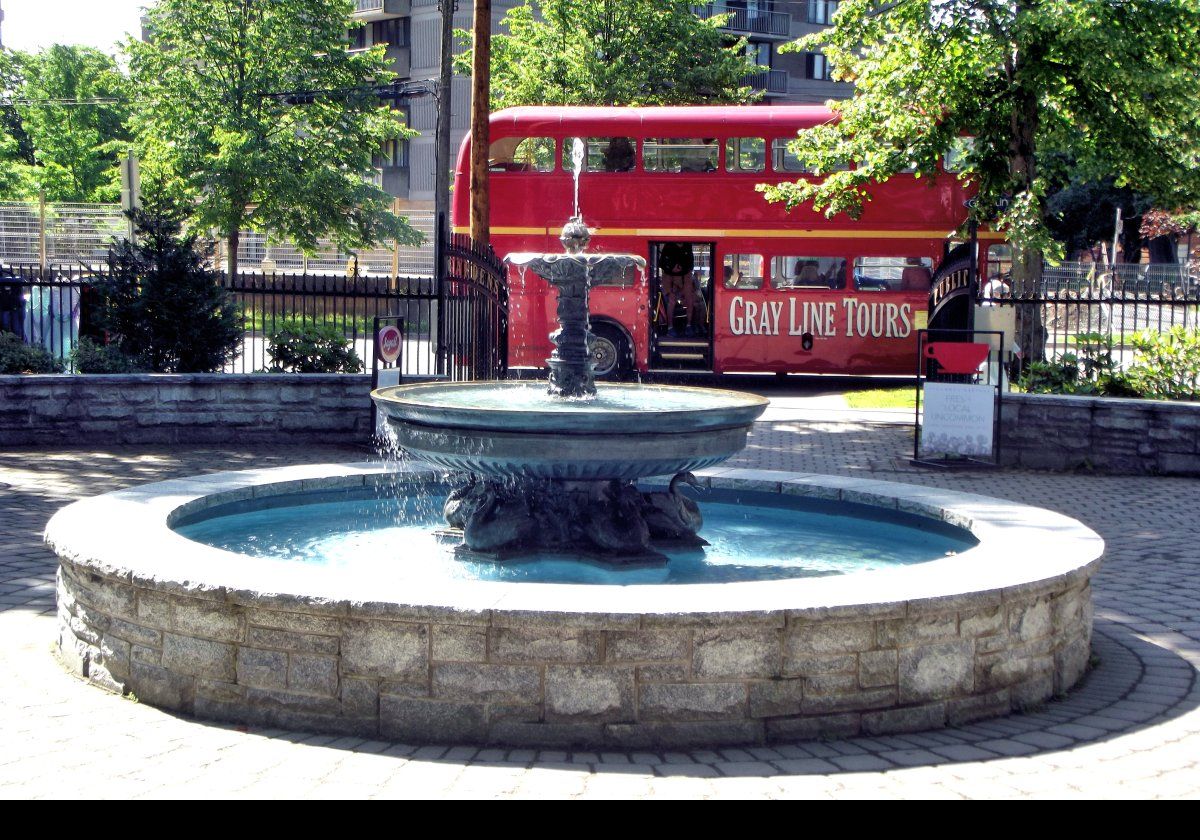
[357,0,850,208]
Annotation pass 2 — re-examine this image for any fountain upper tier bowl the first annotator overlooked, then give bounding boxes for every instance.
[372,381,769,480]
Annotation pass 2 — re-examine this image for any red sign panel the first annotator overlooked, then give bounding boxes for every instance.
[376,325,402,364]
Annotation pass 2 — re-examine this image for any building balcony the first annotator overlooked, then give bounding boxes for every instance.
[352,0,410,22]
[695,4,792,40]
[744,68,788,96]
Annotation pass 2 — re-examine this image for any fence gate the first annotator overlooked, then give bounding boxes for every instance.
[439,232,508,381]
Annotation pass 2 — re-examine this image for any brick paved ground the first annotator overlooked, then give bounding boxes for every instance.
[2,417,1198,799]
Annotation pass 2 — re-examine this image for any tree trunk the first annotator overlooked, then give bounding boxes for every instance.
[227,229,240,282]
[1010,1,1047,363]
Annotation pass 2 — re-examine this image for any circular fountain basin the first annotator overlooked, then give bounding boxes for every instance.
[372,381,769,479]
[47,463,1102,748]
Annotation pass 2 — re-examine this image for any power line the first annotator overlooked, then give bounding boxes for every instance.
[0,97,124,106]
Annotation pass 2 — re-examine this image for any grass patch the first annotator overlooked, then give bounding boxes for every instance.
[844,386,917,410]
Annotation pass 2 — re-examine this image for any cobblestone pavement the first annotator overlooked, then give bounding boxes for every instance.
[2,422,1198,799]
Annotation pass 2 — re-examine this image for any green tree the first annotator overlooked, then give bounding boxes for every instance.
[127,0,421,278]
[0,45,131,201]
[760,0,1200,357]
[96,210,244,373]
[458,0,761,108]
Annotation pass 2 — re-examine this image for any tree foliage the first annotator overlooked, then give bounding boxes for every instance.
[127,0,421,276]
[0,45,131,201]
[458,0,762,108]
[761,0,1200,264]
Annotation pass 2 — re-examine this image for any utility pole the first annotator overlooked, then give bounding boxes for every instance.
[469,0,490,244]
[434,0,455,247]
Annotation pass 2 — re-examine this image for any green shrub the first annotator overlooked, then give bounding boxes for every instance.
[1020,328,1200,400]
[71,336,146,373]
[92,211,244,372]
[265,320,363,373]
[1019,333,1135,397]
[0,330,64,373]
[1124,327,1200,400]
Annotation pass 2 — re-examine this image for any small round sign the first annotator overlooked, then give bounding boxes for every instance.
[376,324,402,364]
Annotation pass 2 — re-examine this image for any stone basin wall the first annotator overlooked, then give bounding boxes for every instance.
[57,560,1094,748]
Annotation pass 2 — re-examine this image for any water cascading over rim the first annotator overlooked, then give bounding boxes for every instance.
[372,141,767,563]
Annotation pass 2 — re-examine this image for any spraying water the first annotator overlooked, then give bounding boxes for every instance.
[571,137,584,218]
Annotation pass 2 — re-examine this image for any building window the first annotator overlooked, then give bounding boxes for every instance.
[807,0,840,25]
[348,26,367,50]
[372,17,409,47]
[746,41,770,67]
[374,139,408,169]
[806,53,832,80]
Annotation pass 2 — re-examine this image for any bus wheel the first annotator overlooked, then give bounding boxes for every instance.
[589,324,632,380]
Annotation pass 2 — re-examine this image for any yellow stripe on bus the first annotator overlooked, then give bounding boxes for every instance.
[456,225,1007,241]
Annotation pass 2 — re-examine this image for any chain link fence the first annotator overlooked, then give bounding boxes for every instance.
[0,200,437,276]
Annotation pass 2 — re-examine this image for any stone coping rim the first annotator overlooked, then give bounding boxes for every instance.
[45,463,1104,619]
[373,381,770,434]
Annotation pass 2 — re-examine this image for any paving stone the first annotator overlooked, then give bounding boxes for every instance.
[4,428,1200,798]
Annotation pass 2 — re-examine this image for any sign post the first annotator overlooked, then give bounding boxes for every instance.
[913,328,1005,469]
[371,316,405,443]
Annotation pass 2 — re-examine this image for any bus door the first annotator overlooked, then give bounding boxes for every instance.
[649,241,714,372]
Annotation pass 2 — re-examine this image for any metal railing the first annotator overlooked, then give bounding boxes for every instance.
[743,68,789,95]
[695,3,792,38]
[980,261,1199,365]
[1,241,508,381]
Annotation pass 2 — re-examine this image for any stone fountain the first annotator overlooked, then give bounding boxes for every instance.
[372,215,766,562]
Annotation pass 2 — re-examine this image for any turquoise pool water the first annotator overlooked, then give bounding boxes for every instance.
[175,487,976,585]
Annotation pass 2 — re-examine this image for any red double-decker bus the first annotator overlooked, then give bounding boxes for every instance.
[451,106,1003,378]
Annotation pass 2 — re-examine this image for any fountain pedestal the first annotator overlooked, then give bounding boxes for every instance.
[374,217,767,561]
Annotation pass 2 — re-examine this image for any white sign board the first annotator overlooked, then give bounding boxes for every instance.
[920,382,995,458]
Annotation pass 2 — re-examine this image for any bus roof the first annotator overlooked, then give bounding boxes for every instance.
[488,105,838,137]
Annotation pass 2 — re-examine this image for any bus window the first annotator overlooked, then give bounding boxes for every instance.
[566,137,636,172]
[644,138,718,173]
[771,138,808,173]
[723,254,764,290]
[944,137,974,173]
[771,257,847,290]
[726,138,765,173]
[771,138,851,174]
[488,137,556,172]
[853,257,933,292]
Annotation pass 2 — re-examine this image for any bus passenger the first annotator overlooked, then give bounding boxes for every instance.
[659,242,697,337]
[900,257,933,291]
[603,138,635,172]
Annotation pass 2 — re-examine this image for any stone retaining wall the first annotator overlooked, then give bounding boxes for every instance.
[0,374,374,446]
[1001,393,1200,475]
[56,558,1094,748]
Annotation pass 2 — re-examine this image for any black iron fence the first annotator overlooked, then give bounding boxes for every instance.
[979,262,1198,364]
[1,250,508,380]
[440,232,509,382]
